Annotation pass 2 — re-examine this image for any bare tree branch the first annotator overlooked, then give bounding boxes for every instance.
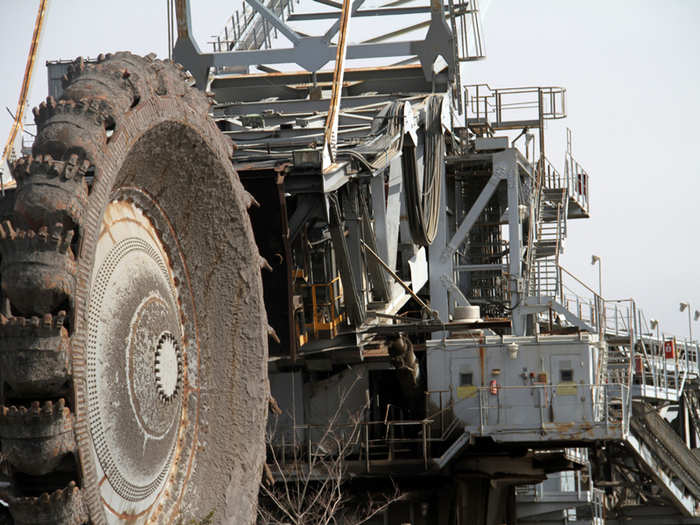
[258,374,404,525]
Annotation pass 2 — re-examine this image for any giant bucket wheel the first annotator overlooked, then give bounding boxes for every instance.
[0,53,269,525]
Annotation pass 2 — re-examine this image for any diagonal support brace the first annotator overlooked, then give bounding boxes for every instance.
[440,168,506,263]
[245,0,302,45]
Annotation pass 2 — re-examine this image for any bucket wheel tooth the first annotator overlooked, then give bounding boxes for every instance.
[3,482,87,525]
[0,312,71,397]
[0,221,76,316]
[0,399,75,476]
[31,98,113,163]
[11,154,90,233]
[1,52,269,524]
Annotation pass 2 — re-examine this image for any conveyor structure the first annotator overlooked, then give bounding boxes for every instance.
[2,1,698,524]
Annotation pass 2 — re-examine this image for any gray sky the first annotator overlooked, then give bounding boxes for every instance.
[1,0,699,338]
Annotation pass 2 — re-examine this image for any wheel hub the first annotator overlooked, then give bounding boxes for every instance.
[154,331,182,402]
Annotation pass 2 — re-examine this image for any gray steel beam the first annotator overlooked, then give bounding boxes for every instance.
[360,196,390,302]
[343,182,367,308]
[177,38,425,87]
[288,194,319,241]
[328,192,366,325]
[211,64,432,92]
[439,275,471,307]
[210,66,442,108]
[244,0,301,45]
[502,149,525,335]
[289,6,444,21]
[313,0,343,8]
[211,40,417,68]
[455,264,508,272]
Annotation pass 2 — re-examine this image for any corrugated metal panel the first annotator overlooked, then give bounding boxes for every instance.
[47,61,70,100]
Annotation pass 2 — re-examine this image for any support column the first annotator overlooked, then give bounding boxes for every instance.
[455,478,516,525]
[498,150,525,335]
[343,182,367,308]
[371,159,403,272]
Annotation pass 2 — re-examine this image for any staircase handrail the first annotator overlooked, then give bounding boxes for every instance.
[558,265,598,297]
[543,156,563,190]
[565,150,590,214]
[554,201,562,268]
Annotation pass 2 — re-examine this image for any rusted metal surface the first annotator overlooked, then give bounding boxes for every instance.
[0,53,269,525]
[322,0,352,170]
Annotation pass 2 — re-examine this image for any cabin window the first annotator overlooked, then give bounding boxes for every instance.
[460,372,473,386]
[560,369,574,382]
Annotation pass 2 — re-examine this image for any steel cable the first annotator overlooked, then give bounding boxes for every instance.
[403,95,444,246]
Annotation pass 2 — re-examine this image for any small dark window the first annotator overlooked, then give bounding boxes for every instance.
[460,372,473,386]
[560,369,574,382]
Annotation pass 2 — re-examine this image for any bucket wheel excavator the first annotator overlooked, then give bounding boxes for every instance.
[0,36,269,525]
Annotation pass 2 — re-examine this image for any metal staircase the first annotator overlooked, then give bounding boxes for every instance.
[529,160,568,298]
[532,187,566,297]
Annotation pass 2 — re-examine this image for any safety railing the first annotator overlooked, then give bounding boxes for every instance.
[465,84,566,130]
[543,152,589,217]
[632,335,700,398]
[304,276,344,339]
[564,447,589,464]
[448,383,630,438]
[424,389,462,440]
[603,299,636,340]
[558,265,603,331]
[543,156,564,190]
[515,468,591,502]
[565,150,590,215]
[268,383,629,478]
[677,339,700,374]
[210,0,486,65]
[209,0,295,53]
[592,487,605,522]
[552,266,699,400]
[555,268,637,344]
[268,388,468,475]
[270,416,446,473]
[449,0,486,62]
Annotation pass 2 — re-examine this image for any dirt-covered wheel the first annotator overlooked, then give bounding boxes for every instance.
[0,52,269,524]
